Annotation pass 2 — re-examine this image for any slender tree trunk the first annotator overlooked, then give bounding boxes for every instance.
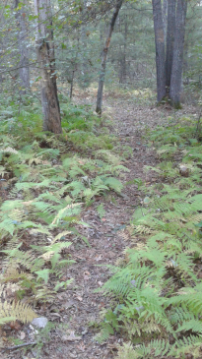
[34,0,62,134]
[120,14,127,86]
[165,0,176,94]
[162,0,168,41]
[81,0,87,86]
[15,0,30,94]
[96,0,123,114]
[70,71,74,100]
[170,0,187,108]
[152,0,166,103]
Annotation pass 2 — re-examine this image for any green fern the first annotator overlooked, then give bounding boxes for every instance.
[101,115,202,359]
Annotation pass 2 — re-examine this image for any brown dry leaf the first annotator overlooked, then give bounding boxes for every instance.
[77,342,86,352]
[83,271,91,281]
[95,255,102,262]
[9,321,22,331]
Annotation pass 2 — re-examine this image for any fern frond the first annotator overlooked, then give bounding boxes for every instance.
[116,343,138,359]
[0,300,37,324]
[51,203,82,225]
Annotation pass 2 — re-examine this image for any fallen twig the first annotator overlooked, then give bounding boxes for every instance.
[1,341,37,353]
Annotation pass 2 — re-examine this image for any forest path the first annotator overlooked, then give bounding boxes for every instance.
[41,98,166,359]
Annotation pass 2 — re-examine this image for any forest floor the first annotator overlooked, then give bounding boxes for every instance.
[5,94,197,359]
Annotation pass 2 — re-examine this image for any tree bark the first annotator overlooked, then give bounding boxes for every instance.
[165,0,176,94]
[170,0,187,108]
[81,0,87,87]
[120,14,127,86]
[162,0,168,41]
[15,0,30,94]
[70,71,75,100]
[34,0,62,134]
[96,0,123,114]
[152,0,166,103]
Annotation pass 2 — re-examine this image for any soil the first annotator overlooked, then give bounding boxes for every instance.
[2,95,198,359]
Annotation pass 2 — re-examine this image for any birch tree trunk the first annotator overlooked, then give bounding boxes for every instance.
[96,0,123,114]
[170,0,187,108]
[165,0,176,94]
[152,0,166,103]
[15,0,30,94]
[34,0,62,134]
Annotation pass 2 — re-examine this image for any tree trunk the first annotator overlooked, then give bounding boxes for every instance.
[15,0,30,94]
[120,14,127,86]
[96,0,123,114]
[165,0,176,94]
[170,0,187,108]
[81,0,87,87]
[162,0,168,41]
[34,0,62,134]
[152,0,166,103]
[70,71,75,100]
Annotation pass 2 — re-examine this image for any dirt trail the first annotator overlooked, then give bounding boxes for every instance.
[37,99,162,359]
[7,98,195,359]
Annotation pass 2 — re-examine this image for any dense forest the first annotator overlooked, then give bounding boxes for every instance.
[1,1,202,358]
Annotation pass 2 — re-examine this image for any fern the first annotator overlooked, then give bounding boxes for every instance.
[0,300,37,324]
[101,115,202,359]
[0,99,127,332]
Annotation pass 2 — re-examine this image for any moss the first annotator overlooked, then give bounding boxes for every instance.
[172,101,182,110]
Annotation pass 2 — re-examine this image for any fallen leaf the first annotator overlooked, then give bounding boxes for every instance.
[77,342,86,351]
[95,255,102,261]
[9,321,21,331]
[76,296,83,301]
[18,331,26,340]
[83,271,91,281]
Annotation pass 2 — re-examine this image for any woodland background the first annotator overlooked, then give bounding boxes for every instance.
[1,1,202,359]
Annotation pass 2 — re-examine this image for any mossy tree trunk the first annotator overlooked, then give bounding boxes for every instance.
[34,0,62,134]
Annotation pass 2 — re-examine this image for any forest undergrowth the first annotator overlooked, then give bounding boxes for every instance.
[1,91,202,359]
[0,94,129,355]
[99,111,202,359]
